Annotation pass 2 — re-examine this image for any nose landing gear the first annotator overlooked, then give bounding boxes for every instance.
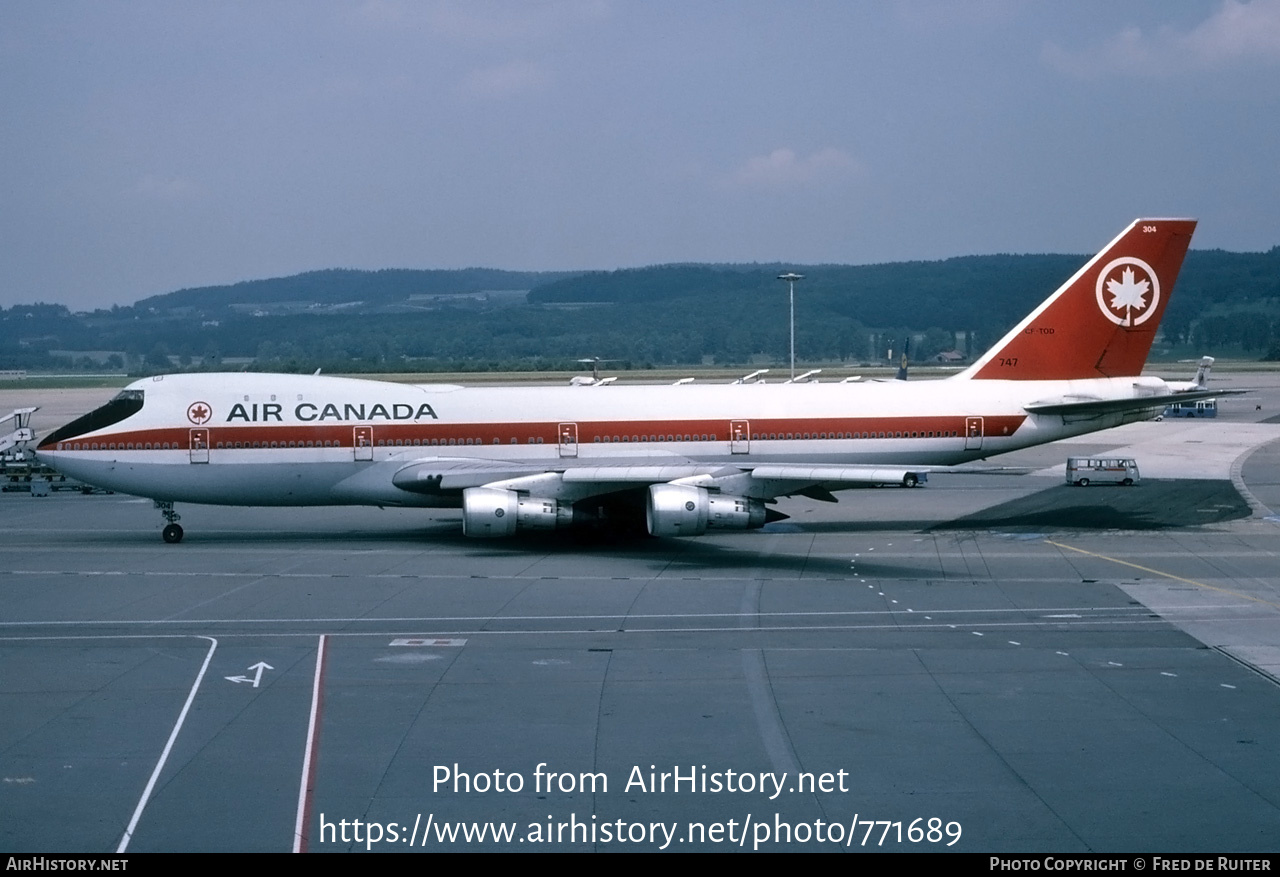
[155,500,184,543]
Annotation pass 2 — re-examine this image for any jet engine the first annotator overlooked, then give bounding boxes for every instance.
[461,487,574,537]
[645,483,768,537]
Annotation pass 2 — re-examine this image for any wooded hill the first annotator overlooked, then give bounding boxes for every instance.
[4,247,1278,373]
[133,267,579,311]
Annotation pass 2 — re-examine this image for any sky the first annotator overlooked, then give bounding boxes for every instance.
[2,0,1279,310]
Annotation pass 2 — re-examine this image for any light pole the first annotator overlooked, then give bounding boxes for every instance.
[777,272,804,380]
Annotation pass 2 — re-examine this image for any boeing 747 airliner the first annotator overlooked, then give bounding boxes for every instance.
[37,219,1219,542]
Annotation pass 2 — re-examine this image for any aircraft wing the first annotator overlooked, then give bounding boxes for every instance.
[392,455,925,502]
[391,455,720,495]
[1025,387,1245,417]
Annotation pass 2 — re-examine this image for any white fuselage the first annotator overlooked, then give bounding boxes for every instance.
[37,371,1167,507]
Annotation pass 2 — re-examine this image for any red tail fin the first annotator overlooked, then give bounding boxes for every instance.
[960,219,1196,381]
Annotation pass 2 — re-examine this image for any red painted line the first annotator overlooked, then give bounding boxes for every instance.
[52,415,1028,451]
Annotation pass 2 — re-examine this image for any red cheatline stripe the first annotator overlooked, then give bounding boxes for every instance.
[52,415,1026,451]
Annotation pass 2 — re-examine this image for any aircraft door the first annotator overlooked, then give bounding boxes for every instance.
[558,422,578,458]
[189,428,209,464]
[354,426,373,461]
[965,417,983,450]
[730,420,750,454]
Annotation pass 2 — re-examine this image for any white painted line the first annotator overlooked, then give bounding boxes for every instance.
[0,604,1167,627]
[267,617,1182,635]
[390,637,467,647]
[116,636,218,853]
[294,634,328,854]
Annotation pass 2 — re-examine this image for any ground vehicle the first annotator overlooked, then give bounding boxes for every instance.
[1160,399,1217,419]
[1065,457,1140,486]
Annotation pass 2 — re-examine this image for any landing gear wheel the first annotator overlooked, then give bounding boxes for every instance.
[154,500,182,542]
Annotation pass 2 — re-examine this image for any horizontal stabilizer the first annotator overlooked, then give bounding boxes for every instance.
[1025,387,1245,417]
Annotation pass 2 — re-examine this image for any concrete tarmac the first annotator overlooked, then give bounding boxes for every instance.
[2,372,1279,853]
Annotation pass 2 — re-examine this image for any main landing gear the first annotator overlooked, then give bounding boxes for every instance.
[155,500,183,544]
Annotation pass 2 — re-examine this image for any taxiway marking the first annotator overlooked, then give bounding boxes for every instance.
[117,636,219,853]
[1047,541,1280,610]
[293,634,328,854]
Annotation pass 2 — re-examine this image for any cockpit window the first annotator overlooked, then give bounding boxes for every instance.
[41,389,145,446]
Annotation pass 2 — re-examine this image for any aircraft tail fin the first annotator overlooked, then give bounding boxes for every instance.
[1193,355,1214,389]
[956,219,1196,381]
[895,337,910,381]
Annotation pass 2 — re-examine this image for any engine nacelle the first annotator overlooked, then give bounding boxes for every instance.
[461,488,572,537]
[645,484,767,537]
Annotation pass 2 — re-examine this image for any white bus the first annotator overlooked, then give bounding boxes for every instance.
[1065,457,1140,487]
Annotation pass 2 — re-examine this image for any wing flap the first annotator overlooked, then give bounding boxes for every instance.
[749,464,926,488]
[563,465,738,483]
[392,458,546,493]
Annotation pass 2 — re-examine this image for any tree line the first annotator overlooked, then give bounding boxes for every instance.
[4,247,1278,374]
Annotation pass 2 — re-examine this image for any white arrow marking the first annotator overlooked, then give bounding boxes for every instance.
[225,661,273,688]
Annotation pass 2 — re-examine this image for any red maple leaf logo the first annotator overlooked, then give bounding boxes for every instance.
[186,402,211,424]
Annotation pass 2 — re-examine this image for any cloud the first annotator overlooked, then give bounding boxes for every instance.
[460,59,552,99]
[1044,0,1280,78]
[726,147,861,189]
